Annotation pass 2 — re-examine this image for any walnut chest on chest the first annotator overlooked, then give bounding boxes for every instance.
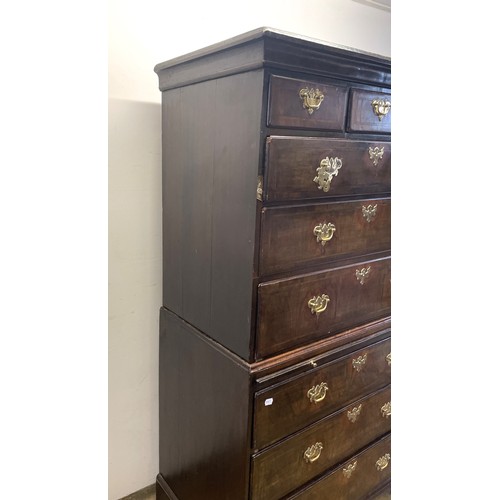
[154,27,391,500]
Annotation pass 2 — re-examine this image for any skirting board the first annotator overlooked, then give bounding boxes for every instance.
[118,483,155,500]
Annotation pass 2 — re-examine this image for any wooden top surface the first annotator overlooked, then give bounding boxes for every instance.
[154,27,391,91]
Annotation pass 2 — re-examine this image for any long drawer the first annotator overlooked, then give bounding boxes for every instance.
[253,337,391,449]
[251,385,391,500]
[288,434,391,499]
[264,137,390,202]
[256,256,391,358]
[259,198,390,275]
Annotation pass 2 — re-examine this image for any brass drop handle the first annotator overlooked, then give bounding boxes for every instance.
[313,222,336,245]
[352,353,367,372]
[303,442,323,463]
[308,294,330,316]
[313,156,342,192]
[307,382,329,403]
[371,98,391,121]
[381,402,391,418]
[376,453,391,471]
[386,353,391,366]
[299,87,324,114]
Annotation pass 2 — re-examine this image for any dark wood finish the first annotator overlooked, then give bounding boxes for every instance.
[156,28,391,500]
[256,256,391,358]
[161,70,264,360]
[154,28,391,92]
[251,318,390,381]
[253,337,391,449]
[267,75,348,131]
[156,474,178,500]
[265,137,391,202]
[288,434,391,499]
[159,308,251,500]
[259,198,390,275]
[349,88,391,133]
[159,306,391,499]
[251,386,391,500]
[368,481,391,499]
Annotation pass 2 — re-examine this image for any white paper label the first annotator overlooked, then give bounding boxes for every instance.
[264,398,273,406]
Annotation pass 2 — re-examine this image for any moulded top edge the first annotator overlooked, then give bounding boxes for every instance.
[153,26,391,74]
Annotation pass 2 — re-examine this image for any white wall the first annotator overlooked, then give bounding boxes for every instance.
[108,1,390,498]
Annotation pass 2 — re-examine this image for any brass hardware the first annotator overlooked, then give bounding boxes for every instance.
[313,222,336,245]
[308,294,330,316]
[355,266,371,285]
[256,176,263,201]
[371,99,391,121]
[368,146,385,166]
[313,156,342,192]
[347,404,363,423]
[381,402,391,418]
[362,204,378,223]
[307,382,329,403]
[343,461,357,479]
[304,442,323,463]
[310,360,318,368]
[386,353,391,366]
[299,87,324,114]
[352,353,367,372]
[376,453,391,471]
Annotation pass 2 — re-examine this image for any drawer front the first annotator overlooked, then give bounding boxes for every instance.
[348,88,391,133]
[268,75,348,131]
[251,386,391,500]
[253,338,391,449]
[259,198,390,276]
[256,257,391,358]
[264,137,390,202]
[289,434,391,500]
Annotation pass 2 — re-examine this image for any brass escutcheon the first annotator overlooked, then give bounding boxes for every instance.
[307,382,329,404]
[352,353,367,372]
[347,404,363,423]
[343,461,357,479]
[381,402,391,418]
[362,204,378,223]
[313,222,336,245]
[368,146,385,166]
[313,156,342,192]
[355,266,371,285]
[304,442,323,463]
[376,453,391,471]
[299,87,324,114]
[371,99,391,121]
[386,353,391,366]
[308,294,330,316]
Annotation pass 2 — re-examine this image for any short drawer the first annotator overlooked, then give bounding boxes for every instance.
[348,88,391,133]
[251,386,391,500]
[264,136,390,202]
[259,198,390,276]
[256,256,391,358]
[288,434,391,499]
[253,337,391,449]
[267,75,348,131]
